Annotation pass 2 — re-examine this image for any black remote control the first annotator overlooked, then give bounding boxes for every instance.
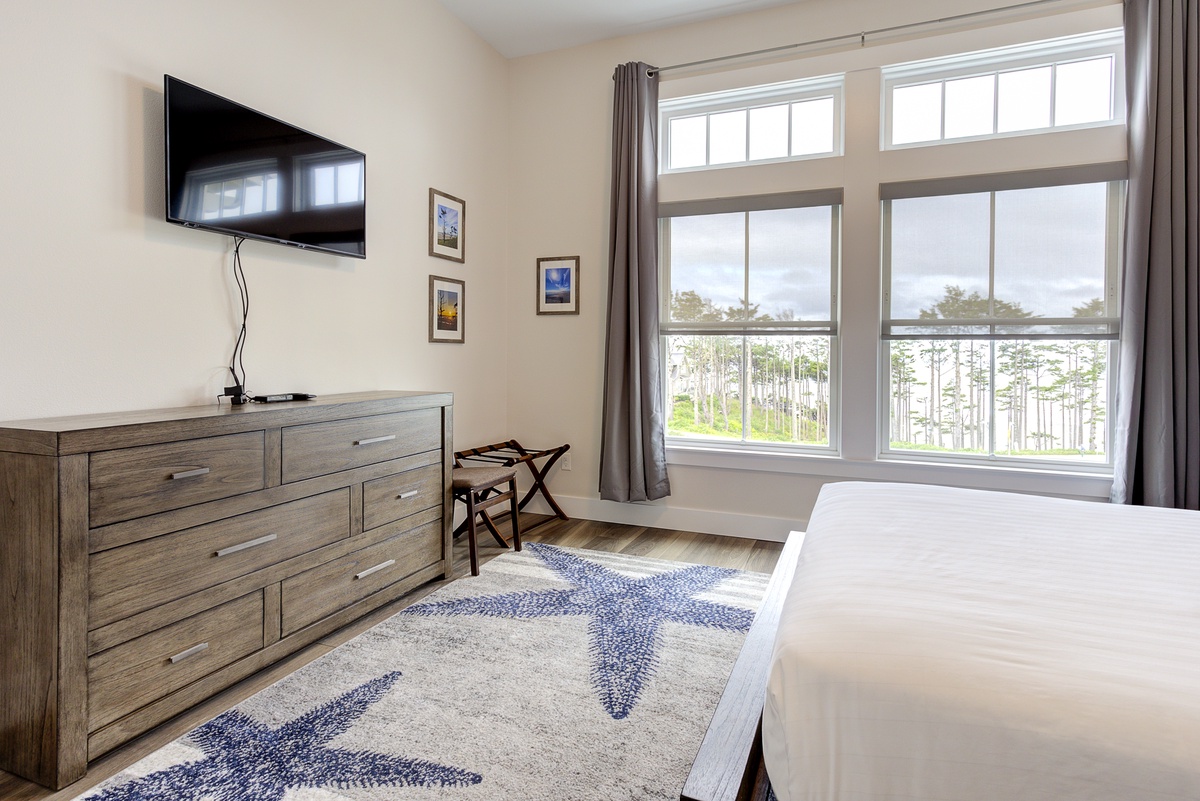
[251,393,316,403]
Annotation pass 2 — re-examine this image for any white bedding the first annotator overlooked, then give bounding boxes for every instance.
[762,482,1200,801]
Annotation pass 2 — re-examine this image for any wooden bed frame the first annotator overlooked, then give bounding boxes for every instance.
[681,530,807,801]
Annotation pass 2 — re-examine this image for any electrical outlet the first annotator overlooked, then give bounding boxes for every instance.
[561,452,572,471]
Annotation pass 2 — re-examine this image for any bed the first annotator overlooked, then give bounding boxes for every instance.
[682,481,1200,801]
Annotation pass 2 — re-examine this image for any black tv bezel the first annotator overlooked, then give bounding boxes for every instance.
[163,75,367,260]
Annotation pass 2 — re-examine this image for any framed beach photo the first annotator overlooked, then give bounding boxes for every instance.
[429,188,465,262]
[429,275,465,343]
[536,256,579,315]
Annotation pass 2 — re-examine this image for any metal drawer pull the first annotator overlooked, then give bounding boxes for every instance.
[397,490,420,500]
[215,533,278,558]
[355,559,396,580]
[170,467,211,480]
[169,642,210,664]
[354,435,396,446]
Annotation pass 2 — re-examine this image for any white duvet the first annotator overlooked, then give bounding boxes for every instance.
[763,482,1200,801]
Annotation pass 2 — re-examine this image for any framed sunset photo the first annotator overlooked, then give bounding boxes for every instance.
[429,188,465,262]
[536,256,579,315]
[429,275,465,343]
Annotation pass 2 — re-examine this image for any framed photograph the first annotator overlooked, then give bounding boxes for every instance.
[536,256,580,315]
[429,188,465,262]
[429,275,465,343]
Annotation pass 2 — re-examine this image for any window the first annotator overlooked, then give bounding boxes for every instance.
[660,76,842,171]
[306,159,364,208]
[660,193,840,449]
[883,175,1123,465]
[198,170,280,220]
[656,10,1126,488]
[884,30,1123,147]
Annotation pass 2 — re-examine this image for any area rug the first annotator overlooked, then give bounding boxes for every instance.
[76,543,769,801]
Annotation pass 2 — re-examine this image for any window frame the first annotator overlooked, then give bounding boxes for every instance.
[878,174,1125,471]
[882,29,1125,149]
[660,75,844,173]
[659,192,843,454]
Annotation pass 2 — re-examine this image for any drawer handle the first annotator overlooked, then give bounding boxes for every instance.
[170,467,211,480]
[354,435,396,446]
[169,642,210,664]
[215,533,278,558]
[397,490,420,500]
[355,559,396,580]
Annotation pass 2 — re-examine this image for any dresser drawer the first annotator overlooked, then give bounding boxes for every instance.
[90,432,265,527]
[88,591,264,732]
[90,489,350,629]
[362,463,443,532]
[281,409,441,483]
[280,520,442,637]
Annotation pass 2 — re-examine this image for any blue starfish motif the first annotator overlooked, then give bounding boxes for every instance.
[86,671,481,801]
[406,543,754,719]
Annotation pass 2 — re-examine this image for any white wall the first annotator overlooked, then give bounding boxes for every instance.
[0,0,510,449]
[505,0,1122,540]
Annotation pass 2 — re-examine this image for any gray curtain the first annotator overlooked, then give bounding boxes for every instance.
[1111,0,1199,508]
[599,62,671,502]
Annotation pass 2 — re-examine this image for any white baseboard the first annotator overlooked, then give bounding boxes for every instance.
[520,493,800,543]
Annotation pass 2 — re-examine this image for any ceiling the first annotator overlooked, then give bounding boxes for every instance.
[436,0,802,59]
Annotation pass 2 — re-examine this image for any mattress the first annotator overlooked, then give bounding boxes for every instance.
[762,482,1200,801]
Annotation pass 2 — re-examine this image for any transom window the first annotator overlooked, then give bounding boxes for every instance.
[884,30,1123,147]
[660,76,843,171]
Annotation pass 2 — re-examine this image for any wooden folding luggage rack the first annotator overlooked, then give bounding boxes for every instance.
[452,440,570,541]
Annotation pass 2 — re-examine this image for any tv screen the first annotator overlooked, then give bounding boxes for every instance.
[164,75,366,258]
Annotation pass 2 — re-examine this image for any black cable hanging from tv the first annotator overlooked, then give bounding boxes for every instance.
[223,237,250,405]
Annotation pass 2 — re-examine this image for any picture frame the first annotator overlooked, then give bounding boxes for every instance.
[428,275,465,343]
[536,256,580,315]
[429,188,465,262]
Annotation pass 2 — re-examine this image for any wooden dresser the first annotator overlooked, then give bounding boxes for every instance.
[0,390,453,789]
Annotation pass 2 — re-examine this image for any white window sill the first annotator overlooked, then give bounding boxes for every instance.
[665,443,1114,501]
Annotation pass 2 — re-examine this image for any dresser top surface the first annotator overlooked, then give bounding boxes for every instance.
[0,391,453,456]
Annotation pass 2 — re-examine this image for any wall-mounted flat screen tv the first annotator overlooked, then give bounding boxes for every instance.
[164,75,366,258]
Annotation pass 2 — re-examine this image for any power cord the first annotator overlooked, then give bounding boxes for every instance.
[219,237,250,405]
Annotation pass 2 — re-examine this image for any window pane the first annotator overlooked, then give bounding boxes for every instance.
[670,116,707,169]
[1055,57,1113,126]
[944,74,995,139]
[243,175,264,215]
[220,179,243,217]
[993,183,1108,320]
[665,334,834,446]
[202,183,221,220]
[888,194,991,320]
[892,82,942,145]
[994,340,1110,460]
[665,213,747,321]
[997,66,1051,132]
[747,335,832,445]
[264,175,279,212]
[665,334,745,441]
[313,165,335,206]
[791,97,834,155]
[709,109,747,164]
[337,162,362,204]
[889,338,1110,461]
[747,207,832,321]
[888,339,992,454]
[749,104,789,161]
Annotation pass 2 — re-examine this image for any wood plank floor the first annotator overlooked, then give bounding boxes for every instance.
[0,515,782,801]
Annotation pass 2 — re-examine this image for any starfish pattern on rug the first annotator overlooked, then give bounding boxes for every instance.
[84,671,482,801]
[405,543,754,719]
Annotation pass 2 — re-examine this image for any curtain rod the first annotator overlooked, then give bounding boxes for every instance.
[647,0,1090,76]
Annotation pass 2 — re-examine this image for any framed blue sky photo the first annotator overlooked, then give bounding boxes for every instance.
[429,188,465,262]
[537,256,579,315]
